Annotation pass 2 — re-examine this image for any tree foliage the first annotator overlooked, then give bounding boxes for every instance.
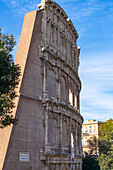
[87,136,98,155]
[82,136,100,169]
[99,139,111,154]
[99,119,113,154]
[99,119,113,142]
[97,119,113,169]
[98,144,113,170]
[82,156,100,170]
[0,29,21,128]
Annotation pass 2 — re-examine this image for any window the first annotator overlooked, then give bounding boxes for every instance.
[94,126,96,133]
[89,126,92,134]
[85,127,88,133]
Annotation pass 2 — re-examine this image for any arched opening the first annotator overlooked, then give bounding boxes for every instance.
[69,82,73,105]
[47,69,56,98]
[71,133,74,149]
[74,87,77,108]
[60,76,66,102]
[48,114,59,145]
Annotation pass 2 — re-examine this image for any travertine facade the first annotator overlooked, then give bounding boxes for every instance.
[0,0,83,169]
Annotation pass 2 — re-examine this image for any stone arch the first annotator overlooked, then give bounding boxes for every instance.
[46,64,57,98]
[60,76,66,102]
[76,123,80,154]
[71,120,76,151]
[48,112,59,145]
[69,82,73,106]
[62,116,69,147]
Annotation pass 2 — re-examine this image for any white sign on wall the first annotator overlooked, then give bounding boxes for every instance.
[19,152,30,162]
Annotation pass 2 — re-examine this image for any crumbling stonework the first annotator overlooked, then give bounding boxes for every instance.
[0,0,83,169]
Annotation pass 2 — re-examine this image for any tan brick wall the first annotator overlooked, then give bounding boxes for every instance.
[0,10,43,170]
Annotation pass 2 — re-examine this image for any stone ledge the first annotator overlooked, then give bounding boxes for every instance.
[40,152,83,164]
[40,45,81,91]
[42,98,83,123]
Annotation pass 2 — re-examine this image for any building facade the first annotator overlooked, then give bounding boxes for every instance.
[0,0,83,169]
[82,120,103,156]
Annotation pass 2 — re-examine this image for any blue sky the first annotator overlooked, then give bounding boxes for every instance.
[0,0,113,122]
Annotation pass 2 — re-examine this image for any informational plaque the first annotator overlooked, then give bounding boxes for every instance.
[19,152,30,162]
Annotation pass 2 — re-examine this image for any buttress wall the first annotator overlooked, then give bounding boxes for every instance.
[1,10,45,170]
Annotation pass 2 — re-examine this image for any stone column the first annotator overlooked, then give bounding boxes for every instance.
[80,162,82,170]
[75,121,79,155]
[70,164,72,170]
[79,124,82,156]
[57,26,60,55]
[75,121,77,155]
[44,165,49,170]
[78,123,81,155]
[59,114,63,153]
[73,86,75,107]
[73,121,76,155]
[77,91,80,112]
[69,118,72,154]
[76,163,79,170]
[55,164,59,170]
[66,76,70,105]
[56,27,58,49]
[45,104,49,152]
[65,37,68,62]
[65,76,69,104]
[42,9,47,42]
[56,69,61,102]
[59,163,63,170]
[42,61,48,99]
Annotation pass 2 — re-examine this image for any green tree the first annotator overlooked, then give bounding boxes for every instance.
[87,136,98,155]
[98,144,113,170]
[98,119,113,169]
[82,136,100,170]
[82,156,100,170]
[99,139,111,154]
[99,119,113,154]
[0,29,21,128]
[99,119,113,142]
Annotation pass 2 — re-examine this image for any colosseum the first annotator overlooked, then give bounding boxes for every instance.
[0,0,83,169]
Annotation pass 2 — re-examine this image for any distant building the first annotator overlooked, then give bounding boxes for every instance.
[82,120,103,156]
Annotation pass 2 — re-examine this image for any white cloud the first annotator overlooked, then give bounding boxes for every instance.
[1,0,39,15]
[80,51,113,121]
[82,112,111,122]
